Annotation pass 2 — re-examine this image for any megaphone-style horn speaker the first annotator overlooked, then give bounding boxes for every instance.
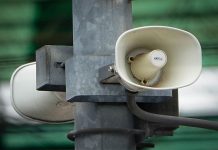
[115,26,202,91]
[10,62,75,123]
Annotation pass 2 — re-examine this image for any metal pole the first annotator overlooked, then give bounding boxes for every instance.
[74,103,136,150]
[72,0,135,149]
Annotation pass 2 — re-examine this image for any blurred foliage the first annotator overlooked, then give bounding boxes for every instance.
[2,123,74,150]
[0,0,218,80]
[0,0,72,80]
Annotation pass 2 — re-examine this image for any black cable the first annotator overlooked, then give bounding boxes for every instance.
[127,92,218,131]
[67,128,145,141]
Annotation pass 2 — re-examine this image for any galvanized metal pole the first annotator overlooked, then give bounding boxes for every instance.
[72,0,135,150]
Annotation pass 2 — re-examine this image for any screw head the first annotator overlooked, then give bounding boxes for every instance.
[108,66,114,73]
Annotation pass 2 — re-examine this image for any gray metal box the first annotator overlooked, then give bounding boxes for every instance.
[36,45,73,91]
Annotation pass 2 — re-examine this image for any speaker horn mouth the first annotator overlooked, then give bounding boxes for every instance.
[115,26,202,91]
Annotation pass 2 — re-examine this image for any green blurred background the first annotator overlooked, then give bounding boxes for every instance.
[0,0,218,149]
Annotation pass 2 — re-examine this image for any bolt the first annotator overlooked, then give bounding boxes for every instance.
[108,66,114,73]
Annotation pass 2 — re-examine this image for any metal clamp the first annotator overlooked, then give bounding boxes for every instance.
[67,128,145,141]
[98,64,119,84]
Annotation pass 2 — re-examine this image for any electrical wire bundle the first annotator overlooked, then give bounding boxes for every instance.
[127,92,218,131]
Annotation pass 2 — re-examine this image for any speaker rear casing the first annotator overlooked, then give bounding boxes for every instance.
[10,62,75,123]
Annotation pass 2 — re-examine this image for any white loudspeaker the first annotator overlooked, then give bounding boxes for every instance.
[10,62,75,123]
[115,26,202,91]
